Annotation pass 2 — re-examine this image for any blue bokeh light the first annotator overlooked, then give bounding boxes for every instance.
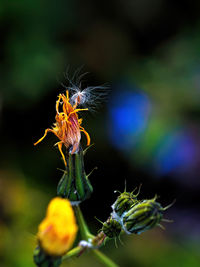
[108,83,151,150]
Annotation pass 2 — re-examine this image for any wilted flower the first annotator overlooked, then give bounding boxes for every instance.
[34,90,90,165]
[37,197,78,256]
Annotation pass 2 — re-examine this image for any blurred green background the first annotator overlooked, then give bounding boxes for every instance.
[0,0,200,266]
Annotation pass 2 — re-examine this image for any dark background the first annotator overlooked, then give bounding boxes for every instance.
[0,1,200,266]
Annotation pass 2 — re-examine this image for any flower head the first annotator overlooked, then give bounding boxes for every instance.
[34,90,90,165]
[37,197,78,256]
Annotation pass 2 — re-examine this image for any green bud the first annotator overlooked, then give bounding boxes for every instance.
[111,188,140,222]
[122,198,163,234]
[33,246,61,267]
[57,147,93,205]
[102,217,122,238]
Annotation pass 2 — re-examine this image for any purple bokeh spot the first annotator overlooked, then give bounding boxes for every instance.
[155,131,196,175]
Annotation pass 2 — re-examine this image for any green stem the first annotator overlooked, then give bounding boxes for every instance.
[92,250,119,267]
[73,205,93,240]
[62,246,82,260]
[73,205,119,267]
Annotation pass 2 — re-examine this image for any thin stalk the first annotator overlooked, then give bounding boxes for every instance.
[73,205,119,267]
[92,250,119,267]
[62,246,82,260]
[73,205,93,240]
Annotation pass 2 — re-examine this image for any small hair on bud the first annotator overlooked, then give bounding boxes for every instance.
[118,234,124,246]
[130,184,142,197]
[83,143,95,155]
[162,199,176,210]
[56,168,67,174]
[124,180,127,192]
[157,224,165,230]
[87,167,98,178]
[95,216,104,225]
[135,184,142,197]
[114,190,122,194]
[162,218,174,223]
[152,194,159,201]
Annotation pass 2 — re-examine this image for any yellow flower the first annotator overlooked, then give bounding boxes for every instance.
[34,90,90,165]
[37,197,78,256]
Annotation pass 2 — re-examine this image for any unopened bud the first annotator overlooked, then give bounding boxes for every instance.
[122,198,163,234]
[102,216,122,239]
[111,189,140,222]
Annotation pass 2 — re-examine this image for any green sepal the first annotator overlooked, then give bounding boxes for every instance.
[57,146,93,204]
[102,217,122,239]
[111,191,140,222]
[122,199,163,234]
[33,246,62,267]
